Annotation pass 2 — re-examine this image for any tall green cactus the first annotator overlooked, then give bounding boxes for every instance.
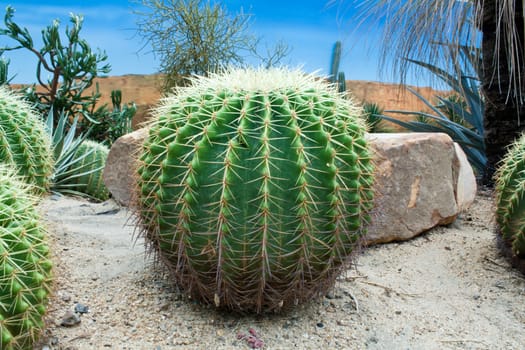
[328,41,347,94]
[0,166,53,349]
[136,67,374,313]
[329,41,342,83]
[53,139,110,201]
[0,87,54,194]
[495,133,525,271]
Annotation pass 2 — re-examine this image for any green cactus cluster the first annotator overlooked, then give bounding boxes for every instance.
[495,132,525,271]
[135,67,374,313]
[0,166,52,349]
[0,87,54,194]
[54,139,110,201]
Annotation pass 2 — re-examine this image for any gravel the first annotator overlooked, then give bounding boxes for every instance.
[36,192,525,350]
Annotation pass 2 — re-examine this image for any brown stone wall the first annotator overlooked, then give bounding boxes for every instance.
[14,74,449,130]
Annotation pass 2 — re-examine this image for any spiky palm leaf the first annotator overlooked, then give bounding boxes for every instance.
[376,44,486,174]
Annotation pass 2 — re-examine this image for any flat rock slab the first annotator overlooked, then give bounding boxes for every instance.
[103,130,477,245]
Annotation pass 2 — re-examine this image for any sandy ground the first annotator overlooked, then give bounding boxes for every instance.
[35,191,524,350]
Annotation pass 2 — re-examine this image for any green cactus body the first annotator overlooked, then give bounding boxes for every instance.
[136,68,374,313]
[56,140,110,201]
[0,166,53,349]
[495,133,525,258]
[0,87,53,194]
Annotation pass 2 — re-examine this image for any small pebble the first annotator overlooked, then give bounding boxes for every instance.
[316,322,324,328]
[75,303,90,314]
[60,311,81,327]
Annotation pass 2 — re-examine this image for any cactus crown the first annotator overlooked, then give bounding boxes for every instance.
[495,132,525,260]
[0,87,53,194]
[136,67,374,313]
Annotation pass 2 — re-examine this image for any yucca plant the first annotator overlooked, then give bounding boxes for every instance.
[46,109,109,201]
[0,87,54,194]
[361,102,393,133]
[135,67,374,314]
[436,93,471,128]
[494,133,525,273]
[377,44,486,174]
[0,165,53,349]
[54,139,109,201]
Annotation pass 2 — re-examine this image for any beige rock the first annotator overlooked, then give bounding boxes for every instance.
[102,128,149,206]
[453,142,477,212]
[103,129,477,245]
[364,133,477,245]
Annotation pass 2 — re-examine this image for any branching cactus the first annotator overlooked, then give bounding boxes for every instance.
[0,87,53,194]
[54,140,110,201]
[495,133,525,271]
[0,166,53,349]
[135,67,374,313]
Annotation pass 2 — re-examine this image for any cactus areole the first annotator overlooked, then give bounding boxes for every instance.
[136,68,374,313]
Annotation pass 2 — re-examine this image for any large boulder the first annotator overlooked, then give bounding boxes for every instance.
[103,130,477,244]
[102,127,149,206]
[364,133,476,245]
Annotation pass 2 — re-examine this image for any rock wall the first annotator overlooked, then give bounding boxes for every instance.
[14,75,448,130]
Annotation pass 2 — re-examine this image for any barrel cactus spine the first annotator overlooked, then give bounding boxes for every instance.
[0,87,54,194]
[0,165,53,349]
[495,132,525,273]
[135,67,374,313]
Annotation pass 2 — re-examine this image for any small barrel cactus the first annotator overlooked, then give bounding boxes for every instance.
[0,166,53,349]
[495,132,525,272]
[54,139,110,201]
[135,67,374,313]
[0,87,54,194]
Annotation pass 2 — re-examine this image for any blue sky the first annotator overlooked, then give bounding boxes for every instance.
[0,0,388,84]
